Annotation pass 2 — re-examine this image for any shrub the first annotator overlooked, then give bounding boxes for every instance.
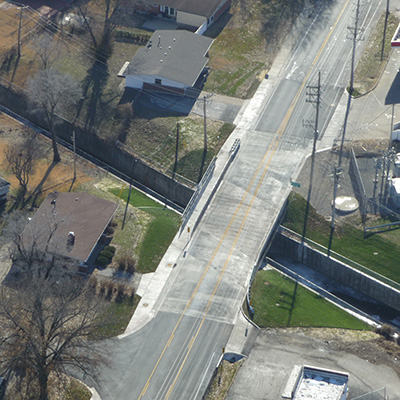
[105,225,115,235]
[376,324,395,340]
[117,255,136,274]
[104,245,116,255]
[96,255,110,267]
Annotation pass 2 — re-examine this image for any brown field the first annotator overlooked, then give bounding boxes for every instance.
[0,5,42,51]
[0,115,96,203]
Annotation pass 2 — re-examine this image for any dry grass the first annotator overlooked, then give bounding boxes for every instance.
[353,12,399,95]
[0,120,96,203]
[206,360,244,400]
[0,6,41,51]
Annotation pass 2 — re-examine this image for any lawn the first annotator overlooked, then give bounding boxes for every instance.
[249,269,370,329]
[109,187,181,273]
[283,193,400,284]
[204,0,305,98]
[91,295,141,340]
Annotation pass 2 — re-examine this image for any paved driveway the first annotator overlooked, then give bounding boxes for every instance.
[228,328,400,400]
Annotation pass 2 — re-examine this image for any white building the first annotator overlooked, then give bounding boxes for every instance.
[118,30,213,95]
[284,365,349,400]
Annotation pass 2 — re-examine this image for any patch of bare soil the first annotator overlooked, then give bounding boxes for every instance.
[282,327,400,378]
[0,123,101,205]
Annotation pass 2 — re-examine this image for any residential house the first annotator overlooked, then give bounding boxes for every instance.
[19,192,118,273]
[0,177,10,203]
[127,0,231,32]
[118,30,213,94]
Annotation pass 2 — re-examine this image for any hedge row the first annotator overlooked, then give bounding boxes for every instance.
[115,30,151,45]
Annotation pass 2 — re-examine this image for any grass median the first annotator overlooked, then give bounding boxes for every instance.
[352,12,399,96]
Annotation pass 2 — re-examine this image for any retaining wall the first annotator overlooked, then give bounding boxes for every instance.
[270,231,400,312]
[0,83,194,208]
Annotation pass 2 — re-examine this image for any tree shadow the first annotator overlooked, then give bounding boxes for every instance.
[10,54,20,83]
[22,161,57,209]
[287,280,298,327]
[76,60,110,131]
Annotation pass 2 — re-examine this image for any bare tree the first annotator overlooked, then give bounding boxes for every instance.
[30,33,61,70]
[5,132,39,206]
[0,278,108,400]
[27,69,82,163]
[74,0,118,58]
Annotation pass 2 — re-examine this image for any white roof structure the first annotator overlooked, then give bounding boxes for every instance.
[391,177,400,194]
[291,366,349,400]
[392,23,400,47]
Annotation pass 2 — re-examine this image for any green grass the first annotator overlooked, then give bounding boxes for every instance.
[109,187,181,273]
[92,296,141,340]
[283,193,400,284]
[353,12,399,95]
[249,269,371,329]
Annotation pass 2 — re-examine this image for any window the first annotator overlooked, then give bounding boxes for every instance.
[169,7,175,15]
[155,78,162,85]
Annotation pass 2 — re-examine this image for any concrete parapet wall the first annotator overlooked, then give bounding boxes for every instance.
[0,83,193,208]
[271,232,400,312]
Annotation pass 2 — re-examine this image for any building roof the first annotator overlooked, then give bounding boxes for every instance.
[125,30,213,87]
[159,0,225,18]
[391,23,400,47]
[21,192,118,262]
[292,366,349,400]
[391,177,400,194]
[0,177,10,189]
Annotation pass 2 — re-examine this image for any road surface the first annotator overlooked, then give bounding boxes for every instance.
[93,0,386,399]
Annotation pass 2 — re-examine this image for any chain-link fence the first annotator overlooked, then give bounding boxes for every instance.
[351,387,388,400]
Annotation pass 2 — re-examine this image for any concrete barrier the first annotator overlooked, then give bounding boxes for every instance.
[270,228,400,312]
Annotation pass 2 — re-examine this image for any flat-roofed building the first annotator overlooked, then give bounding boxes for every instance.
[283,365,349,400]
[391,23,400,47]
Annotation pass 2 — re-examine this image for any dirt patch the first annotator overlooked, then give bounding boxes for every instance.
[206,359,244,400]
[272,327,400,377]
[0,125,98,206]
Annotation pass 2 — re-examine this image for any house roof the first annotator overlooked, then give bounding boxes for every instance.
[0,177,10,189]
[159,0,225,18]
[21,192,118,262]
[125,30,213,87]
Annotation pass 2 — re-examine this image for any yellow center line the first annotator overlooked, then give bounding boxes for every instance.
[139,1,351,398]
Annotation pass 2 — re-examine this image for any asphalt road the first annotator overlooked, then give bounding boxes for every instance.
[93,1,387,399]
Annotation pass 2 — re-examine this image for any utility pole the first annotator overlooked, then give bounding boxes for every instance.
[381,0,390,61]
[72,130,77,181]
[338,0,364,167]
[172,122,179,180]
[198,94,211,183]
[122,159,136,230]
[17,6,23,57]
[327,166,342,257]
[203,95,208,155]
[301,71,321,260]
